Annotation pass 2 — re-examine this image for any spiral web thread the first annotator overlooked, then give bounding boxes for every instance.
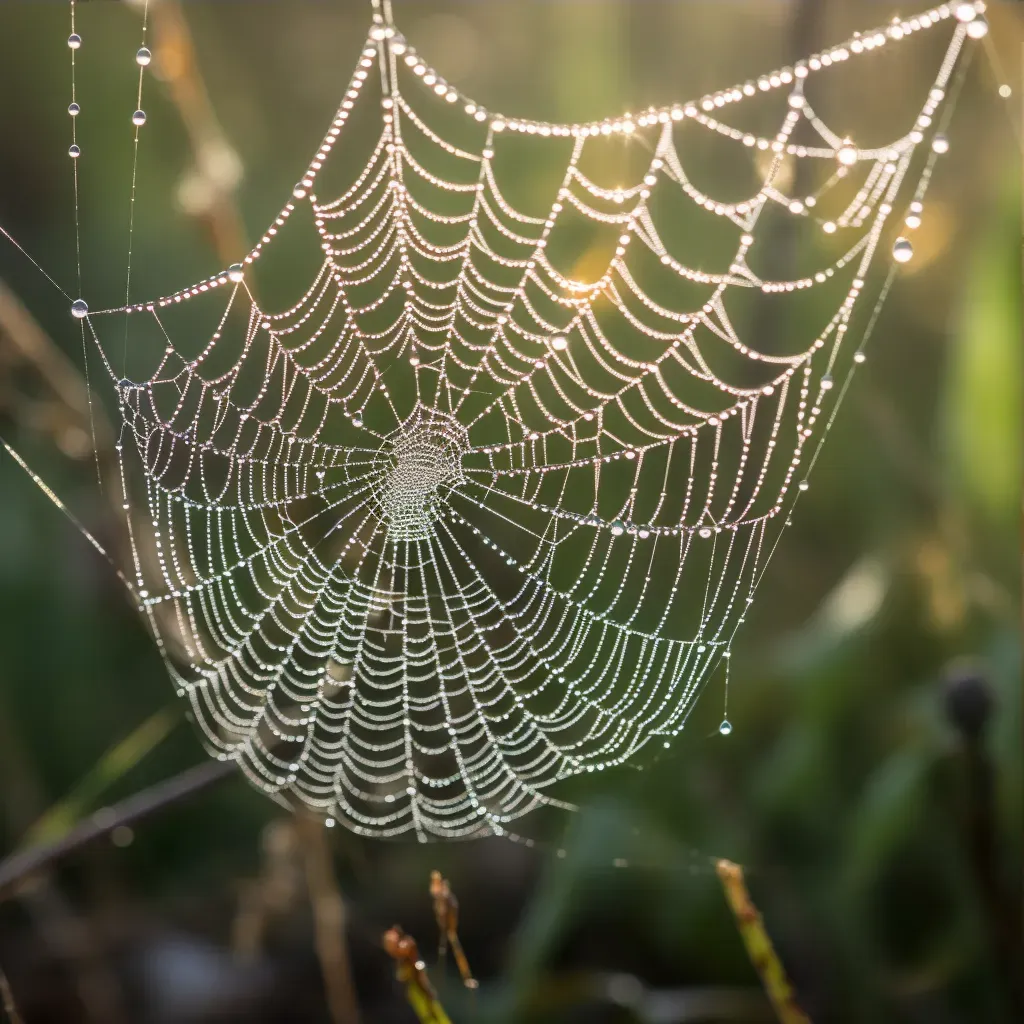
[53,1,983,840]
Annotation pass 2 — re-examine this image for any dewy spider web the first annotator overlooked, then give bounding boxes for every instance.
[4,1,991,841]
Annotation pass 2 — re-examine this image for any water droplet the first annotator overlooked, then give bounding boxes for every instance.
[954,2,977,22]
[966,18,988,39]
[999,84,1012,100]
[836,143,857,166]
[931,133,949,154]
[352,416,363,428]
[67,33,82,50]
[550,335,568,351]
[820,373,834,390]
[228,263,244,282]
[798,481,809,491]
[71,299,89,318]
[68,102,80,117]
[136,46,152,66]
[719,719,733,736]
[292,183,307,199]
[892,237,914,263]
[68,144,81,158]
[609,521,625,536]
[132,109,147,126]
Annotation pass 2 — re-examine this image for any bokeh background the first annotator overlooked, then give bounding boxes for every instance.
[0,2,1019,1022]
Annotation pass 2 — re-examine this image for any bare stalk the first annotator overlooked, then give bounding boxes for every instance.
[0,760,236,902]
[295,813,361,1024]
[716,859,812,1024]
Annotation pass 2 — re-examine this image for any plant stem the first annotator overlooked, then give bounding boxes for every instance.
[716,859,812,1024]
[0,759,236,901]
[295,812,361,1024]
[396,967,453,1024]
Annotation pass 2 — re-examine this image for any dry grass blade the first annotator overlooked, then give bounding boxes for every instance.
[716,859,812,1024]
[430,870,477,989]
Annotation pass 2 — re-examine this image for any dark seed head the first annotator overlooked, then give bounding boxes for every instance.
[942,661,993,742]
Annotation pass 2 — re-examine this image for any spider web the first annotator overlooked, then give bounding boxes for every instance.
[40,1,984,840]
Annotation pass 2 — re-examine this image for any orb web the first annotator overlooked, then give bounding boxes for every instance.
[6,1,987,840]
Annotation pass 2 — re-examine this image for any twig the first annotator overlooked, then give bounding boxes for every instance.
[383,927,453,1024]
[0,759,236,902]
[295,813,361,1024]
[24,706,179,847]
[0,967,24,1024]
[716,859,812,1024]
[430,870,476,989]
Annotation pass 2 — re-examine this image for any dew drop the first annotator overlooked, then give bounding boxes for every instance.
[132,109,147,126]
[68,102,80,117]
[892,237,914,263]
[719,719,733,736]
[609,521,625,537]
[71,298,89,318]
[931,133,949,154]
[292,183,307,199]
[352,416,363,428]
[68,144,81,158]
[228,263,244,283]
[136,46,152,66]
[67,33,82,50]
[966,17,988,39]
[820,373,834,390]
[836,143,857,166]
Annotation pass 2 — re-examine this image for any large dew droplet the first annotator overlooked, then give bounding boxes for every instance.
[68,144,81,159]
[67,33,82,50]
[931,134,949,155]
[68,102,80,117]
[71,299,89,318]
[836,143,858,166]
[132,109,147,126]
[136,47,152,67]
[228,263,245,283]
[892,237,914,264]
[719,719,733,736]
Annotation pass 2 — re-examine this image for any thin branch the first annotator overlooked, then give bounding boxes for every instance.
[716,859,812,1024]
[0,759,236,902]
